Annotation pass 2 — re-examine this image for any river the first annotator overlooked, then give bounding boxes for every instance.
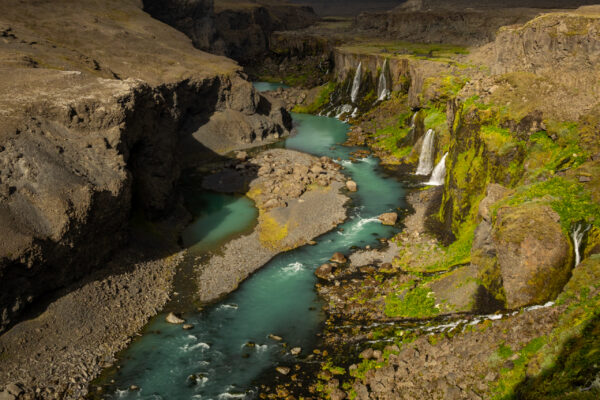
[100,89,406,399]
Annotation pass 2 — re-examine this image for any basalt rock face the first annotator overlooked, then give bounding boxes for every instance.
[355,8,538,46]
[142,0,217,50]
[492,7,600,75]
[0,0,290,333]
[143,0,318,64]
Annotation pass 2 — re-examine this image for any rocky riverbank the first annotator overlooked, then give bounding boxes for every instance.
[252,4,600,399]
[197,148,349,302]
[0,220,186,399]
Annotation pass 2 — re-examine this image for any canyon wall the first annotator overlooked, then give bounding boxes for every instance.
[143,0,318,64]
[0,0,291,332]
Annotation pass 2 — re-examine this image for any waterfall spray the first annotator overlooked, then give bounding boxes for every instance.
[425,152,448,186]
[377,59,390,101]
[350,62,362,104]
[572,223,591,266]
[416,129,436,176]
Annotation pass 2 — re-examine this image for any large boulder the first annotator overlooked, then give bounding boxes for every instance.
[493,203,572,309]
[378,212,398,226]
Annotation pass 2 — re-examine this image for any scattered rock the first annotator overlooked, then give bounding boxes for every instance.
[330,388,347,400]
[165,312,185,324]
[315,263,333,280]
[276,366,291,375]
[579,175,592,183]
[330,252,347,264]
[359,348,374,359]
[378,212,398,225]
[346,180,358,192]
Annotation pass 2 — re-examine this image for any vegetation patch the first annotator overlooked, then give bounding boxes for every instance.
[258,212,289,249]
[385,286,440,318]
[495,177,600,232]
[293,82,336,114]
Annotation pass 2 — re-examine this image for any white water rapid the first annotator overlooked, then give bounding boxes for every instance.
[416,129,436,176]
[425,152,448,186]
[377,59,390,101]
[350,62,362,104]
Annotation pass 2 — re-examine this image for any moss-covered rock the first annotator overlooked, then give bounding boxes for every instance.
[494,203,572,309]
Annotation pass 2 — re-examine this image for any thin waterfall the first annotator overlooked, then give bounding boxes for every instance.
[572,223,590,266]
[425,152,448,186]
[409,112,417,129]
[377,59,390,101]
[416,129,436,175]
[350,62,362,104]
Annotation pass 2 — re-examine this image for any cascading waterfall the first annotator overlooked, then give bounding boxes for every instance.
[572,223,590,266]
[350,62,362,104]
[425,152,448,186]
[377,59,390,101]
[415,129,436,176]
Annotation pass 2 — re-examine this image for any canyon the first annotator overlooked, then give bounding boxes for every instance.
[1,0,600,399]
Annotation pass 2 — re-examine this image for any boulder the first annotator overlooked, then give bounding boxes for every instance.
[0,391,15,400]
[290,347,302,356]
[182,324,194,330]
[346,180,358,192]
[268,334,283,341]
[359,348,374,359]
[165,312,185,324]
[276,366,291,375]
[330,252,347,264]
[315,263,333,280]
[494,203,572,309]
[378,212,398,226]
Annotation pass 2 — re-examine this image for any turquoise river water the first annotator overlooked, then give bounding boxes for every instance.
[103,100,407,399]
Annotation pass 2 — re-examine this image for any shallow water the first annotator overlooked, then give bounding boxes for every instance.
[102,106,406,399]
[252,82,289,92]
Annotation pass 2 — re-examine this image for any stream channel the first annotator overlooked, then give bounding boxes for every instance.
[101,83,407,399]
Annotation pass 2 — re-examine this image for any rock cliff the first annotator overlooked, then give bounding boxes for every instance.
[0,0,290,332]
[143,0,318,64]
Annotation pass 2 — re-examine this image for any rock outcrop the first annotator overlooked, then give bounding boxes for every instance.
[0,0,290,332]
[143,0,318,64]
[494,203,572,308]
[355,0,600,46]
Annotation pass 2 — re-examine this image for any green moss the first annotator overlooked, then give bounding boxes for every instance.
[491,257,600,399]
[496,177,600,232]
[481,125,521,156]
[385,286,440,318]
[292,82,336,114]
[419,221,476,273]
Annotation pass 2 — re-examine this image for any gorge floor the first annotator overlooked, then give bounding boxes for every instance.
[89,107,407,399]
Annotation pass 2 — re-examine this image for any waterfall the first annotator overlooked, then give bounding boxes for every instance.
[350,62,362,104]
[415,129,436,176]
[377,59,390,101]
[335,104,353,119]
[572,223,590,266]
[410,112,417,129]
[425,153,448,186]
